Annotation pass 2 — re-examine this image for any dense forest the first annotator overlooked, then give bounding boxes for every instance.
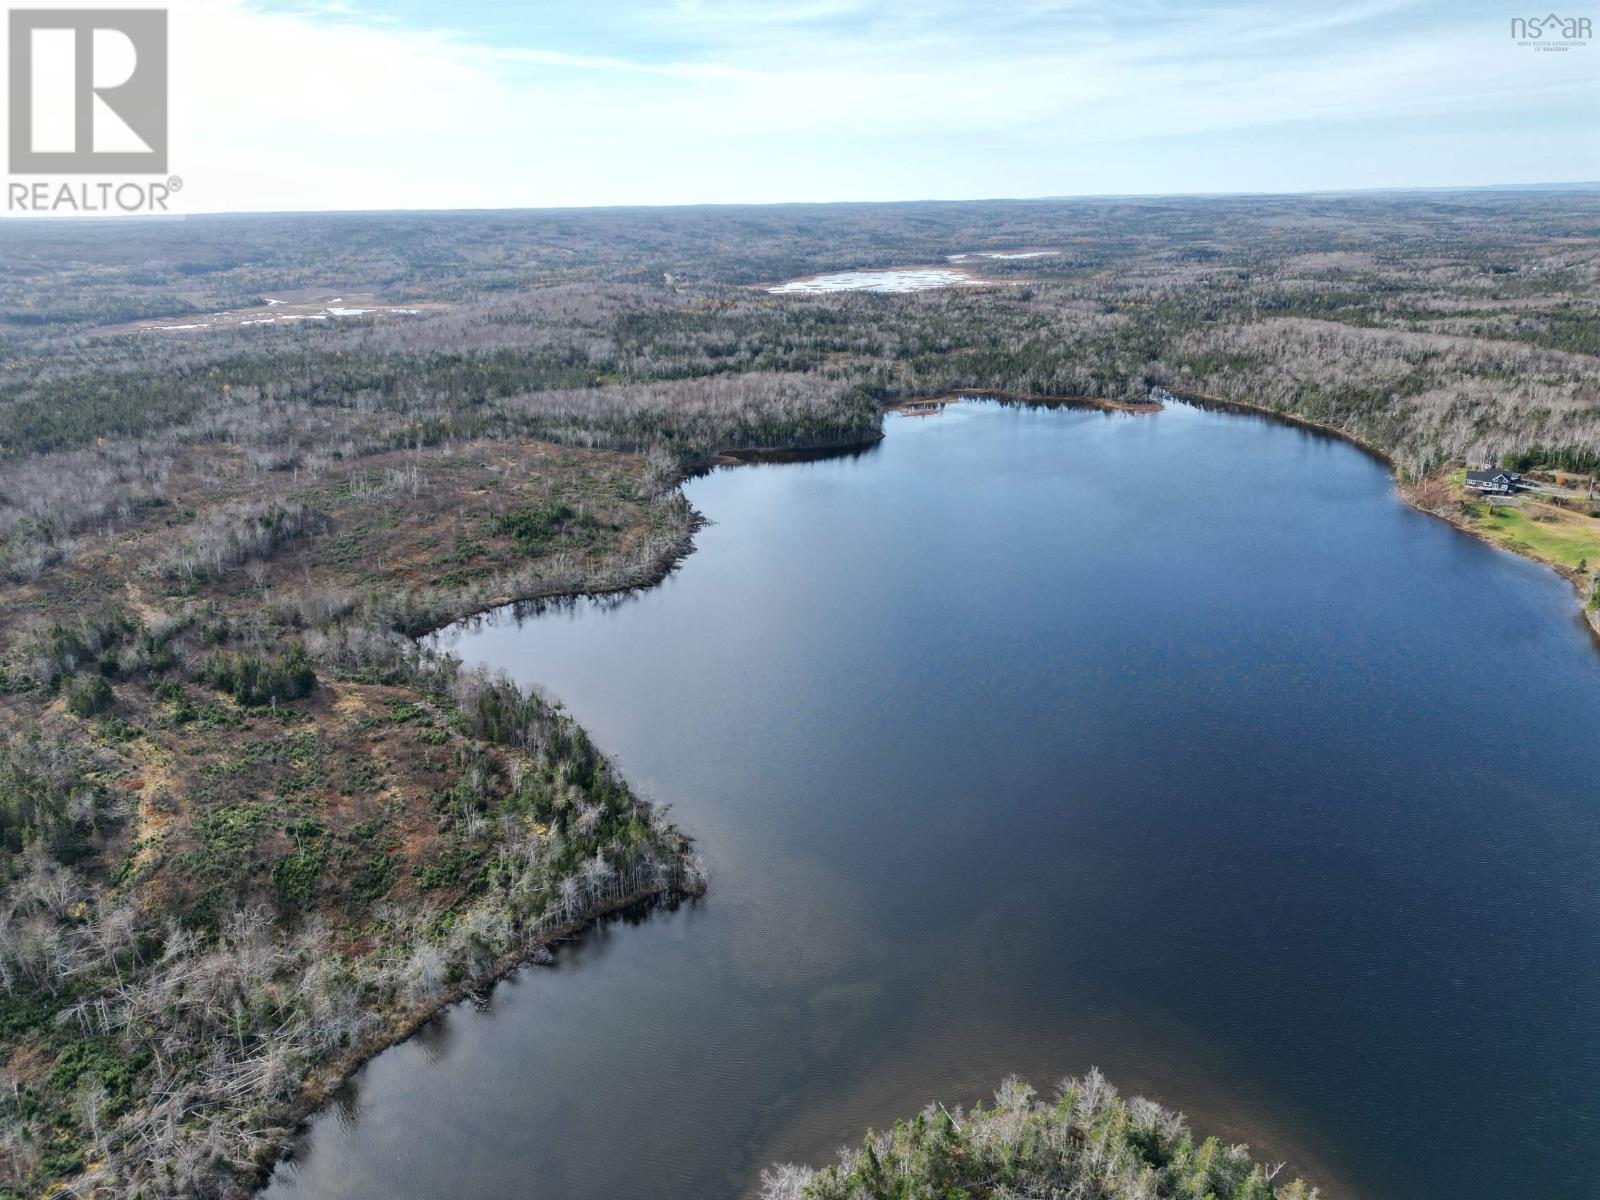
[0,190,1597,1197]
[762,1072,1315,1200]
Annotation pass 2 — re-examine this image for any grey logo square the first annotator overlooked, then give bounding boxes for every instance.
[8,9,167,174]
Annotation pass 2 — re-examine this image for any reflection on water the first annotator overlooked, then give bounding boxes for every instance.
[265,401,1600,1200]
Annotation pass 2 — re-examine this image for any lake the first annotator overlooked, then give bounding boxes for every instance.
[263,399,1600,1200]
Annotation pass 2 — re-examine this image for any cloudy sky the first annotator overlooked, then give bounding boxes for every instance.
[11,0,1600,211]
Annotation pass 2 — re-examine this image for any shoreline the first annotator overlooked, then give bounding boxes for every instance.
[259,422,891,1185]
[1161,386,1600,643]
[712,432,886,466]
[1399,477,1600,645]
[326,397,1336,1200]
[304,394,1360,1188]
[1160,387,1398,466]
[264,387,1598,1193]
[426,391,1163,642]
[252,466,741,1191]
[265,882,705,1184]
[889,390,1162,415]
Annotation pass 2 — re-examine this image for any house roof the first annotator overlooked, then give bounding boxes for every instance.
[1467,469,1520,484]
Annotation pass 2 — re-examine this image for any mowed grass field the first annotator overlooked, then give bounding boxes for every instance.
[1451,472,1600,572]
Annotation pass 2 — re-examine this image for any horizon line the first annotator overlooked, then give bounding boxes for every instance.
[5,179,1599,224]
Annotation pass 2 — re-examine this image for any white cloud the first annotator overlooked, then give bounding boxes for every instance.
[5,0,1595,212]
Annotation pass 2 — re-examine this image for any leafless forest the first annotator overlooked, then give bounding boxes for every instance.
[0,190,1596,1198]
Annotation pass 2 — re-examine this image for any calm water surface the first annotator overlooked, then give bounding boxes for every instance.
[264,401,1600,1200]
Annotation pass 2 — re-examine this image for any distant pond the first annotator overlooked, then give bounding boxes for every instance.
[264,399,1600,1200]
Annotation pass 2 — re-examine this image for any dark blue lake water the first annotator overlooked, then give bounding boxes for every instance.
[264,400,1600,1200]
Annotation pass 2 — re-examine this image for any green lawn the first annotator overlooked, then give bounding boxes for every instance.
[1474,500,1600,570]
[1447,469,1600,571]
